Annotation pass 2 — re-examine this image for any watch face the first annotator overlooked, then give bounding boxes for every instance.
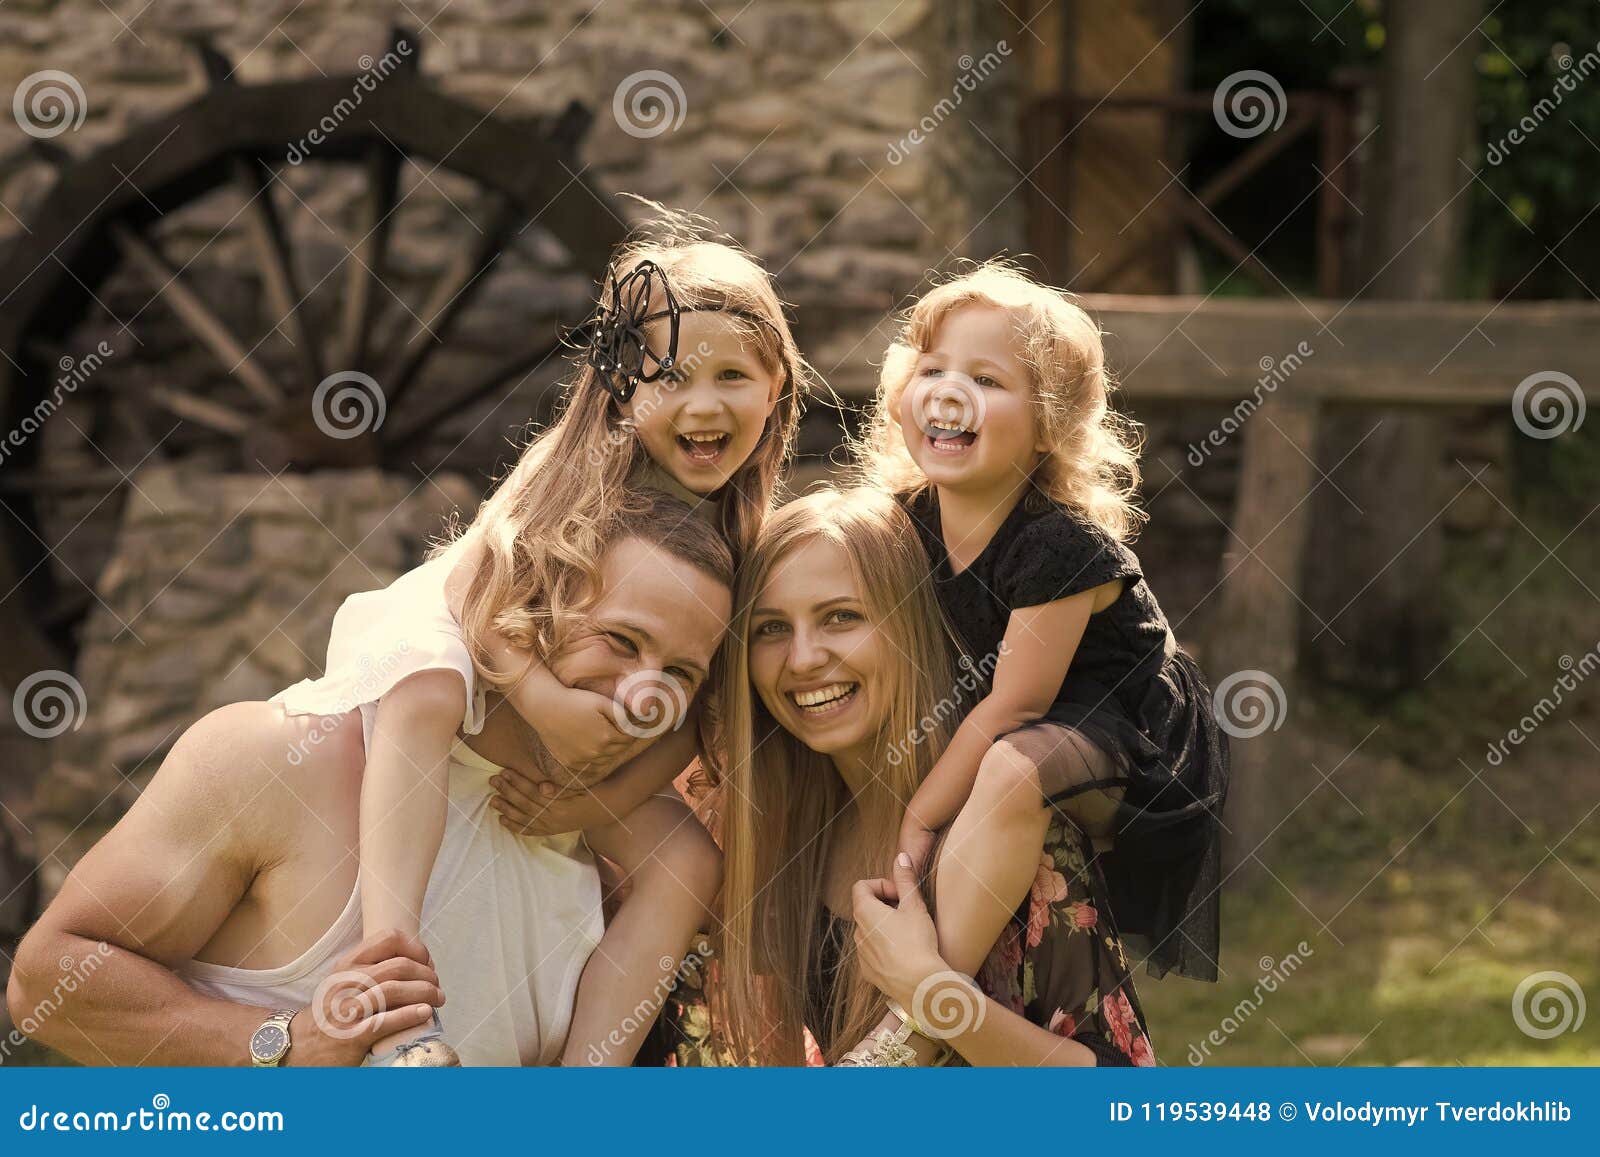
[251,1024,288,1061]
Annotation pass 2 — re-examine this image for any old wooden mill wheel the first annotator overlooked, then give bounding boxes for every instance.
[0,30,626,684]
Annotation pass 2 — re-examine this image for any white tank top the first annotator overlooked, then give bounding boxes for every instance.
[181,740,604,1066]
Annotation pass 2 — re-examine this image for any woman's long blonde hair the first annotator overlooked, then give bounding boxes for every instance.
[713,487,965,1064]
[858,260,1145,541]
[438,210,811,688]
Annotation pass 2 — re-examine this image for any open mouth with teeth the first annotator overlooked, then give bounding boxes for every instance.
[676,430,732,465]
[926,417,978,453]
[788,681,860,718]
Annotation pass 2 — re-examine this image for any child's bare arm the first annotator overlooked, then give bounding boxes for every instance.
[480,630,652,779]
[490,705,702,837]
[900,587,1103,843]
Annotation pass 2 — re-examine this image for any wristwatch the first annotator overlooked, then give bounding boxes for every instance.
[249,1009,298,1067]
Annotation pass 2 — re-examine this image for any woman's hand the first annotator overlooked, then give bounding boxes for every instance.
[851,853,946,1011]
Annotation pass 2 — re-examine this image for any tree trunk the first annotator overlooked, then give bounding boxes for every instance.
[1303,0,1481,692]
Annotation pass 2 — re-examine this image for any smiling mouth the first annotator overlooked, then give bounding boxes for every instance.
[926,419,977,454]
[677,431,731,465]
[788,681,860,718]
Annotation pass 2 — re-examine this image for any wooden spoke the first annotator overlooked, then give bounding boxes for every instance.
[232,155,322,389]
[335,143,401,373]
[381,195,521,408]
[139,381,254,437]
[389,332,566,444]
[109,223,284,409]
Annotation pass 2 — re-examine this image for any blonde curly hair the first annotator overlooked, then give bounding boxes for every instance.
[858,260,1145,541]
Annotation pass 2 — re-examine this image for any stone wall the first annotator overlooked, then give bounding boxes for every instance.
[24,465,474,898]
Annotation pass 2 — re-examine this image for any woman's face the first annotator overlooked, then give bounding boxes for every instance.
[747,538,889,760]
[624,310,782,496]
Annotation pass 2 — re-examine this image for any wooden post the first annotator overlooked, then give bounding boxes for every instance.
[1203,396,1321,873]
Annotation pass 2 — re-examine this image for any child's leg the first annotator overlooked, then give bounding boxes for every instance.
[562,793,721,1066]
[845,727,1122,1063]
[359,670,464,1057]
[935,726,1126,975]
[931,739,1053,978]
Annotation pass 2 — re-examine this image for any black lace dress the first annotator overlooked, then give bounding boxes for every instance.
[898,481,1229,981]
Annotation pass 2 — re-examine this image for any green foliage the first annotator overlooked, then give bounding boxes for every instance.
[1193,0,1600,298]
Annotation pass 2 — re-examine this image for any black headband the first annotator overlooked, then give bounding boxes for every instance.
[580,259,783,404]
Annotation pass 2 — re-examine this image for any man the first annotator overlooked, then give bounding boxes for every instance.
[6,495,730,1066]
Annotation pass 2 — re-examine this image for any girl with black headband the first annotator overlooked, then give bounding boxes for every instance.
[273,216,813,1064]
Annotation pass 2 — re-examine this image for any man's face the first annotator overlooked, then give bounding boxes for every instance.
[549,536,731,732]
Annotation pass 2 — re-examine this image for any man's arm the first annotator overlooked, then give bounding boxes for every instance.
[6,705,439,1065]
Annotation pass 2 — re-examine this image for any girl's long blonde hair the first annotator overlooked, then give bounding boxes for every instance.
[713,487,964,1065]
[859,260,1145,541]
[438,210,811,689]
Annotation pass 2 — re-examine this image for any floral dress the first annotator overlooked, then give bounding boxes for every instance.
[651,812,1156,1067]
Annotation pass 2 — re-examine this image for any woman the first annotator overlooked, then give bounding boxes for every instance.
[663,487,1155,1066]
